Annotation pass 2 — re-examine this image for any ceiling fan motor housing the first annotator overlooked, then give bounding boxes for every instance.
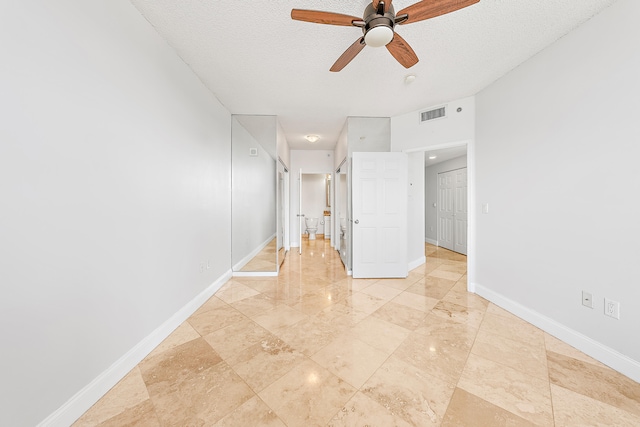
[362,3,396,47]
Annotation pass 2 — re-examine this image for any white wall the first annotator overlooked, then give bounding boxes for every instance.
[475,0,640,380]
[347,117,391,154]
[334,122,348,170]
[0,1,232,425]
[425,156,468,243]
[231,119,277,268]
[289,150,334,246]
[391,97,475,151]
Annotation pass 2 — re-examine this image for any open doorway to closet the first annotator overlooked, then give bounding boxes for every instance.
[425,145,468,255]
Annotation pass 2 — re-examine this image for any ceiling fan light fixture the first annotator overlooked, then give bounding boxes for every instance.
[305,134,320,143]
[364,25,394,47]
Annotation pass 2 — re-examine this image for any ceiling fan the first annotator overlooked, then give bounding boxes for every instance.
[291,0,479,72]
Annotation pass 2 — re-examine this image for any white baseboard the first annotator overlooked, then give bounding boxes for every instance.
[232,234,276,272]
[425,238,438,245]
[39,270,232,427]
[408,256,426,272]
[473,282,640,383]
[233,271,278,277]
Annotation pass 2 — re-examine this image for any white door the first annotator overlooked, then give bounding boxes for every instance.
[437,167,467,255]
[352,152,408,278]
[453,168,468,254]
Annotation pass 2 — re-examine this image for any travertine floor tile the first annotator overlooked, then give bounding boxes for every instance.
[429,267,464,282]
[362,356,456,426]
[139,338,253,425]
[74,242,640,427]
[431,300,485,328]
[215,282,260,304]
[187,297,247,336]
[230,335,306,392]
[203,316,272,363]
[371,300,427,330]
[348,315,411,354]
[478,312,545,348]
[457,354,554,426]
[213,396,286,427]
[442,287,488,311]
[73,368,150,427]
[471,329,548,381]
[392,291,439,313]
[146,322,200,359]
[406,276,457,299]
[259,359,357,427]
[393,323,473,384]
[311,333,390,388]
[328,391,413,427]
[89,400,160,427]
[359,282,405,300]
[376,274,422,291]
[547,351,640,417]
[550,383,640,427]
[543,332,608,369]
[250,304,307,334]
[230,293,280,317]
[316,301,370,328]
[441,387,537,427]
[275,315,346,356]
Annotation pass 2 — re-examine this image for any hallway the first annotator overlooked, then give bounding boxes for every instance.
[74,241,640,426]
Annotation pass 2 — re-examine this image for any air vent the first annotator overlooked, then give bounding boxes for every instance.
[420,106,446,123]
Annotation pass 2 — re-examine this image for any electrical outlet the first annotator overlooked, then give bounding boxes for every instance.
[582,291,593,309]
[604,298,620,319]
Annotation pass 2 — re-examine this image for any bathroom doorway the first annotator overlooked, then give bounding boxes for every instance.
[298,172,332,254]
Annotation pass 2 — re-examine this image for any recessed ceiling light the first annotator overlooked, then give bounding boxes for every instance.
[429,155,437,160]
[305,134,320,143]
[405,74,416,84]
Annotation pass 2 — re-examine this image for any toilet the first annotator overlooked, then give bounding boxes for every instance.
[340,217,347,238]
[305,217,319,240]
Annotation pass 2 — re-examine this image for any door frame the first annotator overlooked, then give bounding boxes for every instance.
[403,139,475,293]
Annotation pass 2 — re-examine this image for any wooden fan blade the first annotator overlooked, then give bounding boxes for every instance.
[291,9,361,26]
[330,37,366,72]
[397,0,479,25]
[386,33,419,68]
[372,0,393,14]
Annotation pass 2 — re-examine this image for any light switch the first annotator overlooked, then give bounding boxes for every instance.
[482,203,489,214]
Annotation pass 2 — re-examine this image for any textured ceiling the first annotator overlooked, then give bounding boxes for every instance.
[130,0,617,150]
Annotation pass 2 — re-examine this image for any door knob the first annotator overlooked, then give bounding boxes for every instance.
[354,220,359,224]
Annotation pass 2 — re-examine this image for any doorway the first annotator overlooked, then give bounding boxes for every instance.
[425,147,468,256]
[298,173,331,253]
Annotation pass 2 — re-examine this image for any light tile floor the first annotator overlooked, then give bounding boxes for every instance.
[73,241,640,426]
